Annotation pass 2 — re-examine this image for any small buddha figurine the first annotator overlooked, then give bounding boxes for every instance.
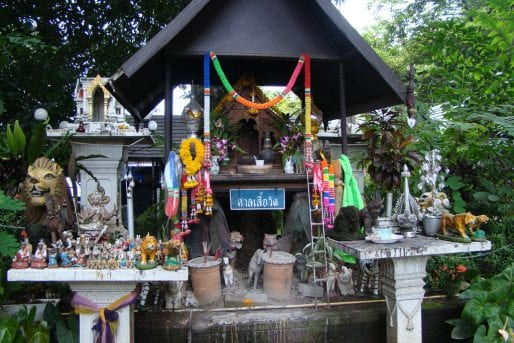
[48,246,59,268]
[11,238,32,269]
[31,239,48,269]
[76,121,86,132]
[60,248,72,267]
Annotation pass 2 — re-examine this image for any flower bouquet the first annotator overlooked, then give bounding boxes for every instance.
[209,111,244,163]
[268,112,304,157]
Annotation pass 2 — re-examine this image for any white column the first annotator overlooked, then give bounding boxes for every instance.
[69,282,137,343]
[380,257,429,343]
[72,143,125,213]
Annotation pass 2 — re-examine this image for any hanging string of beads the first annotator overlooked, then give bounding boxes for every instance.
[180,184,189,231]
[203,167,213,216]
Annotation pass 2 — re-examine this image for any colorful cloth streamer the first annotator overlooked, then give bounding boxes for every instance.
[339,154,364,210]
[164,151,180,218]
[210,51,305,110]
[71,286,140,343]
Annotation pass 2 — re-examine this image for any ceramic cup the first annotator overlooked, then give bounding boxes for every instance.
[379,227,393,240]
[255,160,265,166]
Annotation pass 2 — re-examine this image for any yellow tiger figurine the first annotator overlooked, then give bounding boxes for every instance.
[140,233,158,265]
[441,213,489,238]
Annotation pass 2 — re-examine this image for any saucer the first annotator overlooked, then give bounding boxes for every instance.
[365,233,404,244]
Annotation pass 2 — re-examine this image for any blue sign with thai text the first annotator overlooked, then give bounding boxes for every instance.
[229,188,285,210]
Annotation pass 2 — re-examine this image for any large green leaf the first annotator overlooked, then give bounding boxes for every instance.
[0,190,25,211]
[463,293,489,325]
[27,122,47,165]
[27,328,50,343]
[55,320,77,343]
[5,123,17,157]
[472,325,487,343]
[12,121,26,159]
[0,326,14,343]
[507,298,514,317]
[487,268,513,301]
[485,315,504,343]
[43,303,61,329]
[448,318,475,339]
[461,278,489,299]
[0,230,20,258]
[447,175,464,190]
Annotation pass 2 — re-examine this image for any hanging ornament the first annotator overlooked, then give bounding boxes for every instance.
[180,176,189,230]
[311,188,321,216]
[180,137,205,189]
[204,192,213,216]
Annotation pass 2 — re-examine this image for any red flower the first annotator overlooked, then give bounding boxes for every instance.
[455,265,467,273]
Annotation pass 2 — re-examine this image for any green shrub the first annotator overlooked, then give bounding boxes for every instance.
[447,264,514,342]
[0,305,50,343]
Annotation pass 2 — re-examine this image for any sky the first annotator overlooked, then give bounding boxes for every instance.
[169,0,384,115]
[337,0,380,33]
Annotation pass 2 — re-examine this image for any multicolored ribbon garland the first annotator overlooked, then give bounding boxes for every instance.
[71,286,141,343]
[210,51,306,110]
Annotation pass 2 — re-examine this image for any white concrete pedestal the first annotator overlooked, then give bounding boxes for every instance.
[328,236,491,343]
[70,282,137,343]
[8,267,187,343]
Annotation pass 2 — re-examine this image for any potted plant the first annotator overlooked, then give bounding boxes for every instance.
[360,109,419,217]
[267,112,304,173]
[209,110,243,165]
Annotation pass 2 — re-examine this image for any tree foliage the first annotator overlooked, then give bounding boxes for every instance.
[366,0,513,211]
[0,0,190,128]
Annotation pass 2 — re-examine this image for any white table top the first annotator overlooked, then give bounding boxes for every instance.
[327,236,491,260]
[7,266,188,282]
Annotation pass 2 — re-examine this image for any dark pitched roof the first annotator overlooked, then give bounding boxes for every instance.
[127,116,188,160]
[106,0,406,123]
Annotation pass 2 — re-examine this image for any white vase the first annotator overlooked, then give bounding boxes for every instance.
[283,155,295,174]
[210,156,220,174]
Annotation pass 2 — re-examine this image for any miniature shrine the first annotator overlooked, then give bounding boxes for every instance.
[6,1,493,342]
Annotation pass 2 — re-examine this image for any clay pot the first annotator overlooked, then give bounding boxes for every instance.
[188,256,221,305]
[262,251,296,299]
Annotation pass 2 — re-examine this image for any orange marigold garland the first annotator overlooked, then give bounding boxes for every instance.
[179,137,205,189]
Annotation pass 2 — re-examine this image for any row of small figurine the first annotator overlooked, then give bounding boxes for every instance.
[10,232,188,271]
[12,235,135,269]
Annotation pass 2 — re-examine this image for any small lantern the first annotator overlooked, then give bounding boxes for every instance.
[34,108,48,121]
[182,96,203,137]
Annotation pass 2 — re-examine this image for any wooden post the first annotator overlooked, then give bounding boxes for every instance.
[164,57,173,157]
[338,61,348,155]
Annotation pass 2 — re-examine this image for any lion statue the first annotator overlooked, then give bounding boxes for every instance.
[441,212,489,238]
[139,233,158,265]
[19,157,75,243]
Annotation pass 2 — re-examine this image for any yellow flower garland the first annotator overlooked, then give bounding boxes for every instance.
[179,137,205,176]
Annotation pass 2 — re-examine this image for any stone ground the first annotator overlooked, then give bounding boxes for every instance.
[193,267,367,311]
